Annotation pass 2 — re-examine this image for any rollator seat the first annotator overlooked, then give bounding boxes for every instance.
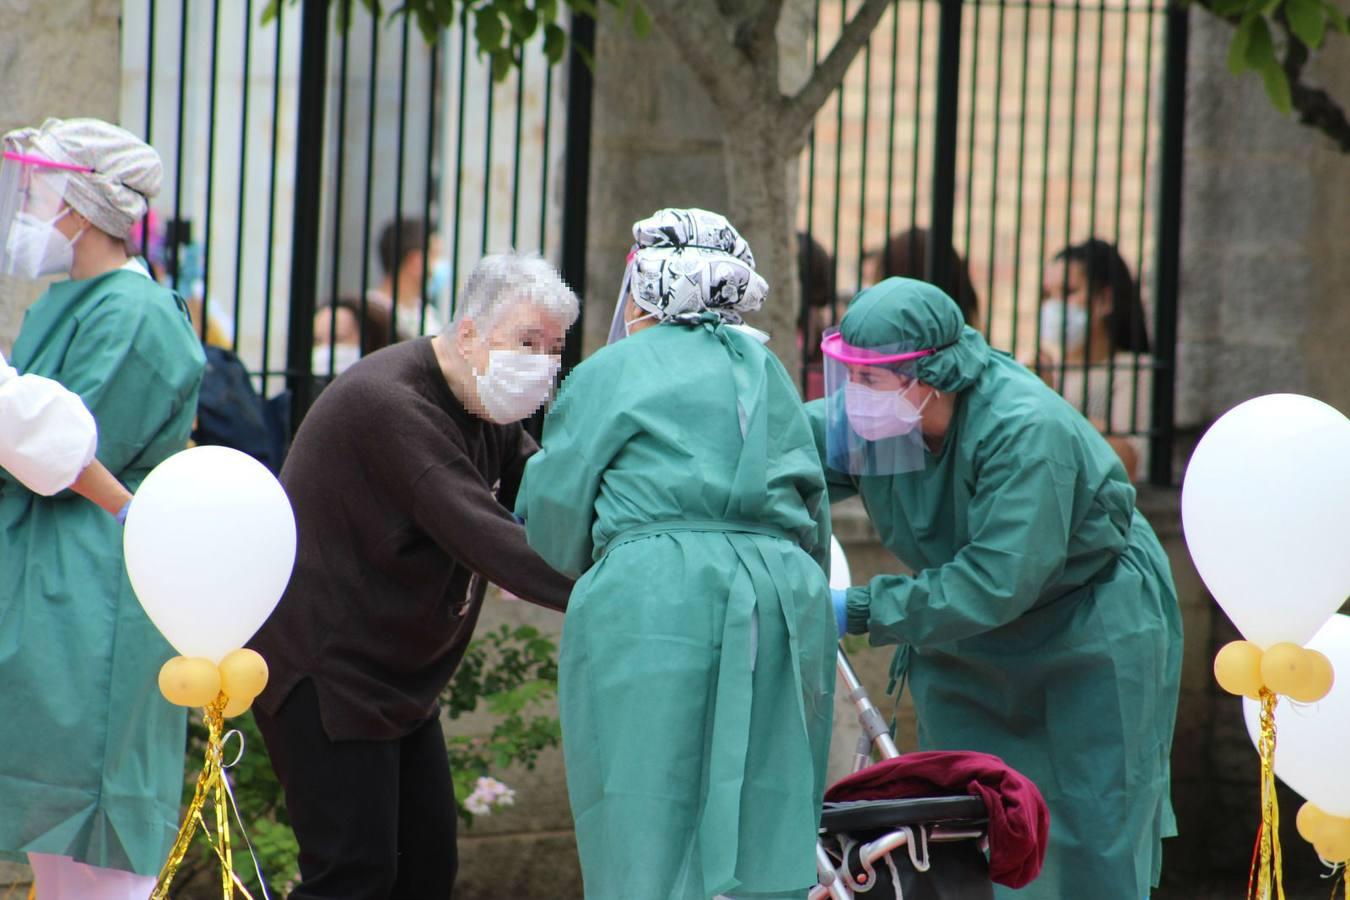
[820,795,987,833]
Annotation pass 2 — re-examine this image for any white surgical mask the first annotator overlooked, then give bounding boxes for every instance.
[475,350,561,423]
[844,381,934,441]
[312,343,363,377]
[1039,299,1088,352]
[426,261,451,303]
[4,208,81,279]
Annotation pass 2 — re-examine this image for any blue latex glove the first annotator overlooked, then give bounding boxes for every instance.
[115,501,131,525]
[512,513,526,526]
[831,587,849,638]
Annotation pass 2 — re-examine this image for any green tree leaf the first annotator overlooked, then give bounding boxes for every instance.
[632,2,653,39]
[1244,15,1278,69]
[475,7,506,53]
[1259,58,1294,113]
[1286,0,1328,47]
[1228,13,1258,73]
[1324,0,1349,33]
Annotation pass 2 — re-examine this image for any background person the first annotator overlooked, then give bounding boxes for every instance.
[0,117,206,900]
[249,252,577,900]
[1036,237,1152,481]
[809,277,1181,900]
[517,209,837,900]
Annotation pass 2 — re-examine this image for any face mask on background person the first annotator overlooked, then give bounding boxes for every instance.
[1039,299,1088,353]
[844,380,933,441]
[426,260,451,303]
[475,349,561,423]
[5,208,82,279]
[312,343,362,377]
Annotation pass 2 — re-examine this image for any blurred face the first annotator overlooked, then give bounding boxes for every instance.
[846,363,914,392]
[457,299,567,376]
[1041,258,1089,309]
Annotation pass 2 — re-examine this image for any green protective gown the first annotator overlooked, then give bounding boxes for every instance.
[807,278,1181,900]
[517,316,837,900]
[0,268,205,875]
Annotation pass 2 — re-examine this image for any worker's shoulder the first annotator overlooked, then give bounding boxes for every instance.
[965,356,1094,457]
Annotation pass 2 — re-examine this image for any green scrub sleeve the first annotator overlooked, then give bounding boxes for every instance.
[856,452,1078,647]
[516,362,632,579]
[60,300,194,477]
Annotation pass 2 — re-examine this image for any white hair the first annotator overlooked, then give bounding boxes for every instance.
[448,252,580,334]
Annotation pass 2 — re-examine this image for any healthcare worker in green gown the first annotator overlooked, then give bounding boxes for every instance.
[517,208,838,900]
[0,118,205,900]
[809,277,1181,900]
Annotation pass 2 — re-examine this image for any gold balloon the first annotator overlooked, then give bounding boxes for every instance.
[1261,643,1334,702]
[1297,802,1330,845]
[221,692,253,718]
[218,648,269,702]
[158,657,223,708]
[1315,817,1350,862]
[1213,641,1265,698]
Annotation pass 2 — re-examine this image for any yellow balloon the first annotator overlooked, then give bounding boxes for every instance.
[218,648,269,702]
[158,656,222,708]
[1262,643,1334,702]
[1214,641,1265,698]
[1297,802,1330,845]
[1286,649,1335,704]
[221,692,253,718]
[1315,817,1350,862]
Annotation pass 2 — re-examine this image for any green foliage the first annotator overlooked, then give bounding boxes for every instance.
[263,0,649,81]
[442,623,563,824]
[174,624,562,892]
[1199,0,1350,114]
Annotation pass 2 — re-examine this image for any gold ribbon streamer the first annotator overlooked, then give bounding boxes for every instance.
[1249,688,1286,900]
[151,697,256,900]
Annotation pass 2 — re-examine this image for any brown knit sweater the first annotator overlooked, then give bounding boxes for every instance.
[250,338,573,740]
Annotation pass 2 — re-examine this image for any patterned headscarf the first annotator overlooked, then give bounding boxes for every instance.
[627,208,769,325]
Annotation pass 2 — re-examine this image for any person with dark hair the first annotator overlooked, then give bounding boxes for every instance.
[798,231,837,400]
[1037,237,1151,481]
[862,227,981,328]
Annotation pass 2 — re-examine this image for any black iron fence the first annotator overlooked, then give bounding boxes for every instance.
[121,0,593,432]
[798,0,1187,484]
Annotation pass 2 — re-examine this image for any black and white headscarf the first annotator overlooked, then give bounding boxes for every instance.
[609,209,769,342]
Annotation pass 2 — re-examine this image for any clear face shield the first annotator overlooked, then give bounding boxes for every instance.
[820,328,938,476]
[0,148,89,281]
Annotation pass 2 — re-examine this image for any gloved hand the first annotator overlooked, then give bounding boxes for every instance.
[115,500,131,525]
[831,587,849,638]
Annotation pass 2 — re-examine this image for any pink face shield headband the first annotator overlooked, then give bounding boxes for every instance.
[2,151,94,174]
[820,331,938,366]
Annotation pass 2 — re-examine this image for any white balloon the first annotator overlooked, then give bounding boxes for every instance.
[1182,394,1350,648]
[1244,614,1350,816]
[123,446,296,664]
[829,536,852,590]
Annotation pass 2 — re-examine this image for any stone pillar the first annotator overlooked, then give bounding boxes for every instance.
[0,0,122,351]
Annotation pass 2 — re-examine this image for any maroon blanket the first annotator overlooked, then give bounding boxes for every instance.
[824,750,1049,889]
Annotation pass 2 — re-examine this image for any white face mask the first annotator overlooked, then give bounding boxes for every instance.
[844,381,934,441]
[312,343,363,377]
[475,349,561,424]
[4,208,81,279]
[1039,299,1088,352]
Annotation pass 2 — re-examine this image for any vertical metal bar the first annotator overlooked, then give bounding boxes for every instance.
[260,4,285,400]
[1059,0,1084,407]
[324,13,353,374]
[926,0,963,294]
[829,0,846,309]
[172,0,189,300]
[1080,0,1108,419]
[232,0,253,354]
[882,0,899,275]
[285,0,330,431]
[1133,0,1160,440]
[202,0,223,348]
[800,0,822,396]
[854,36,872,292]
[961,0,980,328]
[559,9,596,374]
[539,56,555,253]
[390,14,411,345]
[1032,1,1057,364]
[357,17,380,349]
[510,52,527,250]
[985,0,1007,346]
[421,37,441,334]
[908,0,926,248]
[142,0,158,258]
[1009,0,1033,359]
[481,62,496,255]
[1149,2,1187,487]
[449,8,470,320]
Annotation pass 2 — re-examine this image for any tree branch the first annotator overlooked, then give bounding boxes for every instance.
[780,0,893,150]
[645,0,762,118]
[1276,19,1350,152]
[747,0,787,55]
